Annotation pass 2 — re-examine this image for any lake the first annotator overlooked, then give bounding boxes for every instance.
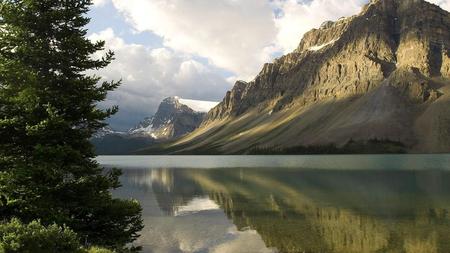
[97,155,450,253]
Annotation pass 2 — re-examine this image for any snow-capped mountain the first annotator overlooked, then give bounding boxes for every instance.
[92,96,219,154]
[128,96,219,139]
[92,126,125,138]
[128,117,154,136]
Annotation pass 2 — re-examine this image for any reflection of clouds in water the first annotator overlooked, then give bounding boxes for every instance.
[175,197,220,217]
[212,227,276,253]
[137,210,274,253]
[122,169,274,253]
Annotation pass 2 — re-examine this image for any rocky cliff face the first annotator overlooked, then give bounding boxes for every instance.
[165,0,450,154]
[130,97,207,139]
[208,0,449,121]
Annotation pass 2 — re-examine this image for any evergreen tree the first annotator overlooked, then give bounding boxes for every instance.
[0,0,142,251]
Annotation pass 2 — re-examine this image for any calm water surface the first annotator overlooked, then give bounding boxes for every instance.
[98,155,450,253]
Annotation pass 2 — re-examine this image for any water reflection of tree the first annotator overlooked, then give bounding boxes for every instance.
[149,168,450,253]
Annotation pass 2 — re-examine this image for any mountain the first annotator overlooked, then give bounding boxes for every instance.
[92,126,125,138]
[144,0,450,154]
[128,96,218,139]
[92,97,218,154]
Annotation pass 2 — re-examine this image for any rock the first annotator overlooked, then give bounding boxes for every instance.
[129,97,209,139]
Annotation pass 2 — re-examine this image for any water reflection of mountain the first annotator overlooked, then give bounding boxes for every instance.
[133,168,450,253]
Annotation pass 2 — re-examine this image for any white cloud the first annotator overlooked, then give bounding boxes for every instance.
[108,0,369,79]
[89,28,230,130]
[427,0,450,10]
[92,0,108,7]
[273,0,368,53]
[111,0,278,81]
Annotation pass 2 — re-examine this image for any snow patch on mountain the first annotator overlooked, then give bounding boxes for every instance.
[308,39,338,52]
[93,126,126,138]
[128,118,154,136]
[128,117,154,135]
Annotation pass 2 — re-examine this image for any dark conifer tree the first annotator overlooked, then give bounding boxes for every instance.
[0,0,142,251]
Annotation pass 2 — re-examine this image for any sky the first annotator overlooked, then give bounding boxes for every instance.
[87,0,450,130]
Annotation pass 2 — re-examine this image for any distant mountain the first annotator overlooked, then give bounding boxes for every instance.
[92,97,219,154]
[128,96,218,139]
[141,0,450,154]
[92,126,125,138]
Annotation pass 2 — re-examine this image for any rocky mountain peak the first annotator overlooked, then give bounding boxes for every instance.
[128,96,219,140]
[204,0,449,123]
[152,96,194,129]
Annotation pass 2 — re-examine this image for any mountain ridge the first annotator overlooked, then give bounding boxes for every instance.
[144,0,450,154]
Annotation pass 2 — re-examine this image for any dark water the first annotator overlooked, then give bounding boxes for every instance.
[98,155,450,253]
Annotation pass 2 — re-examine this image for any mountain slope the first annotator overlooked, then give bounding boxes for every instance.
[149,0,450,154]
